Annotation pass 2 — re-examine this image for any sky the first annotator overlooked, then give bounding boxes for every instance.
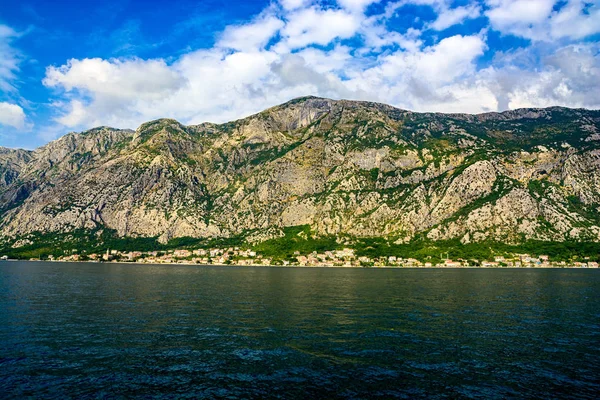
[0,0,599,149]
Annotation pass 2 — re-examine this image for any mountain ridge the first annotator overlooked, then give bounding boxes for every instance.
[2,96,600,253]
[4,97,597,154]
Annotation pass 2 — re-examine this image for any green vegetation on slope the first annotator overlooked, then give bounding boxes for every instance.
[253,225,340,261]
[0,229,246,260]
[2,226,600,263]
[353,237,600,264]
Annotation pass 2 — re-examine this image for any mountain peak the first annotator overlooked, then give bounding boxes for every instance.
[133,118,188,144]
[136,118,184,132]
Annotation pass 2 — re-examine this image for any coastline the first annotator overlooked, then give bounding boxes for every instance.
[2,259,597,269]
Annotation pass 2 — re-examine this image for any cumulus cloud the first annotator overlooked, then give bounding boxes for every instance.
[43,58,185,101]
[218,15,284,51]
[429,3,482,31]
[486,0,600,40]
[276,7,361,51]
[295,45,353,74]
[499,44,600,109]
[39,0,600,136]
[0,102,27,129]
[486,0,555,38]
[549,0,600,40]
[347,34,490,110]
[269,54,361,99]
[43,58,187,127]
[379,35,487,85]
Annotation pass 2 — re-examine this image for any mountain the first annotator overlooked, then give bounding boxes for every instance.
[1,97,600,253]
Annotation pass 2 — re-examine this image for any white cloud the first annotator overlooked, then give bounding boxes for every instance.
[268,54,361,99]
[43,58,185,101]
[0,102,26,129]
[54,99,90,127]
[337,0,380,12]
[358,3,423,51]
[276,7,361,51]
[43,58,187,127]
[344,34,489,110]
[503,44,600,109]
[429,4,482,31]
[376,35,487,85]
[486,0,555,30]
[486,0,600,40]
[279,0,311,11]
[295,45,353,74]
[549,0,600,40]
[218,15,284,51]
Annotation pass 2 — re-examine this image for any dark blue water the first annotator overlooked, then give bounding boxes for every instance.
[0,262,599,399]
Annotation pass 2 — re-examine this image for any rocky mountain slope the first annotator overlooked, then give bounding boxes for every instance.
[1,96,600,246]
[0,147,32,190]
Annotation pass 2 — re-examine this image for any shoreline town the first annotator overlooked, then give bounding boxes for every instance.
[2,247,599,268]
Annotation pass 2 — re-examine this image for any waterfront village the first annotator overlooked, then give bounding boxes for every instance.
[9,247,598,268]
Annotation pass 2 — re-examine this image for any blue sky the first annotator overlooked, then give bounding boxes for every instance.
[1,0,599,149]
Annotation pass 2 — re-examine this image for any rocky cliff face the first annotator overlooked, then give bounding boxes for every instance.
[0,147,32,189]
[1,97,600,245]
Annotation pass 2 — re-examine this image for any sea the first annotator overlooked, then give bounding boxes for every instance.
[0,261,598,399]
